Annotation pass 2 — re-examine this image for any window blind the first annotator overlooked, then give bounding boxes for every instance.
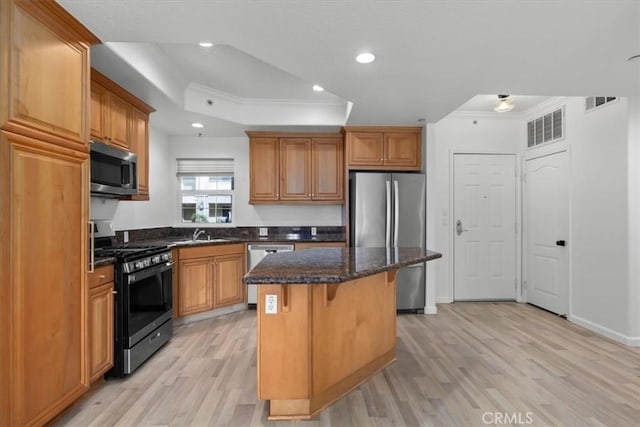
[176,158,234,176]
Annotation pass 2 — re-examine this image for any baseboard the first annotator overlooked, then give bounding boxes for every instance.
[174,303,248,326]
[436,296,453,304]
[568,314,639,347]
[425,305,437,315]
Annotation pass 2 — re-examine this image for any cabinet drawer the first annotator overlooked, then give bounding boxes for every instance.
[89,264,114,289]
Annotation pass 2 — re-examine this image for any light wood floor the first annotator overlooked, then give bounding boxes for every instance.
[53,303,640,426]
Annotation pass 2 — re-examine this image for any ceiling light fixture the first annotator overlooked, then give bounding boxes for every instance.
[356,52,376,64]
[191,122,204,128]
[494,94,515,112]
[312,84,324,92]
[198,42,214,48]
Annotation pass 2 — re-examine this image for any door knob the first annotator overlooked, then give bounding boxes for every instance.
[456,220,468,236]
[556,240,566,246]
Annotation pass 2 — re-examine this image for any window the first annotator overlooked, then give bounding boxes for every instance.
[527,107,564,148]
[177,159,234,224]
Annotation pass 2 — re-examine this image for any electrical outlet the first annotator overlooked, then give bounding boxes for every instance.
[123,231,129,243]
[259,227,268,237]
[311,227,317,236]
[265,294,278,314]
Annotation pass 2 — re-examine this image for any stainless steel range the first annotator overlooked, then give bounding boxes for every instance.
[92,222,173,377]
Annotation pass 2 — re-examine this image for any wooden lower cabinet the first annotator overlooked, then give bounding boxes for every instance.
[0,131,89,426]
[213,252,245,307]
[179,257,214,316]
[88,267,114,382]
[177,244,246,317]
[257,271,397,419]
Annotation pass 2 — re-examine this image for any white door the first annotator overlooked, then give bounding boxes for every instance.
[524,151,569,315]
[454,154,517,300]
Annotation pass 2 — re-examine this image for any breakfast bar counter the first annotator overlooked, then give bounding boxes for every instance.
[243,247,442,420]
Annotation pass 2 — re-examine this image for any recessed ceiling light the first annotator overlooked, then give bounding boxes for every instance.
[191,122,204,128]
[356,52,376,64]
[312,84,324,92]
[199,42,214,48]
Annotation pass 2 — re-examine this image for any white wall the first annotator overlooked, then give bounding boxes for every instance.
[90,127,174,229]
[431,113,522,302]
[112,127,174,229]
[168,136,343,227]
[557,98,630,340]
[627,96,640,344]
[429,97,638,345]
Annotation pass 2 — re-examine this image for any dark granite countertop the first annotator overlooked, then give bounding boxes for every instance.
[131,236,345,249]
[94,256,117,267]
[243,247,442,285]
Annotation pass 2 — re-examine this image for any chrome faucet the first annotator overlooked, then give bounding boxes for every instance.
[192,228,205,241]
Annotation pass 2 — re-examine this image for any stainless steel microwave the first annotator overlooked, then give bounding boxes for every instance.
[90,140,138,196]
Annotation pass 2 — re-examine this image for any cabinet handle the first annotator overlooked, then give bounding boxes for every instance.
[89,220,95,273]
[98,275,106,279]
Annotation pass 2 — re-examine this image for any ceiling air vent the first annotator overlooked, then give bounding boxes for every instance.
[527,107,564,148]
[585,96,617,111]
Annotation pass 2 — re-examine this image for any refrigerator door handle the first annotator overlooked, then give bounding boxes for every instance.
[393,180,399,247]
[386,180,391,247]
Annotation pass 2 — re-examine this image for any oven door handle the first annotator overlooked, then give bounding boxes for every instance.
[127,261,173,284]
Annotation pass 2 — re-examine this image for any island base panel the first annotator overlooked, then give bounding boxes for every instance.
[257,271,397,420]
[268,349,396,420]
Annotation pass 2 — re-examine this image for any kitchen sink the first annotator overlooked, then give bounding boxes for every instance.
[167,237,231,245]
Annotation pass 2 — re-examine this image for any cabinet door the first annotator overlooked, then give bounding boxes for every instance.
[312,138,343,201]
[347,132,384,167]
[249,138,279,202]
[280,138,312,201]
[0,131,89,426]
[178,258,214,316]
[129,107,149,199]
[384,132,421,169]
[88,282,114,382]
[106,93,131,149]
[213,252,246,308]
[2,1,89,148]
[89,84,108,141]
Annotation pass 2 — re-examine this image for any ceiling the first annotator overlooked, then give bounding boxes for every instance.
[59,0,640,137]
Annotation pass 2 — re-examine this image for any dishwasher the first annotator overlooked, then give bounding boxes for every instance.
[247,243,295,306]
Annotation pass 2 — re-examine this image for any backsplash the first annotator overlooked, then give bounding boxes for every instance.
[115,226,345,243]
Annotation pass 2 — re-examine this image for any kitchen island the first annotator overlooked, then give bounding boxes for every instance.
[243,247,442,420]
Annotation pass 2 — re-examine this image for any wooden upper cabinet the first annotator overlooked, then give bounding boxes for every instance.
[347,132,384,166]
[249,137,280,202]
[1,0,98,151]
[89,84,107,141]
[130,108,150,199]
[280,138,312,201]
[247,132,345,204]
[105,92,131,149]
[312,138,343,201]
[384,132,421,168]
[344,126,422,171]
[90,69,155,199]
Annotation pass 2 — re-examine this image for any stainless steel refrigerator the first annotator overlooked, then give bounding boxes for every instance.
[349,172,426,311]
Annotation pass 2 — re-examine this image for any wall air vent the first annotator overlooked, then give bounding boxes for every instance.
[527,107,564,148]
[585,96,617,111]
